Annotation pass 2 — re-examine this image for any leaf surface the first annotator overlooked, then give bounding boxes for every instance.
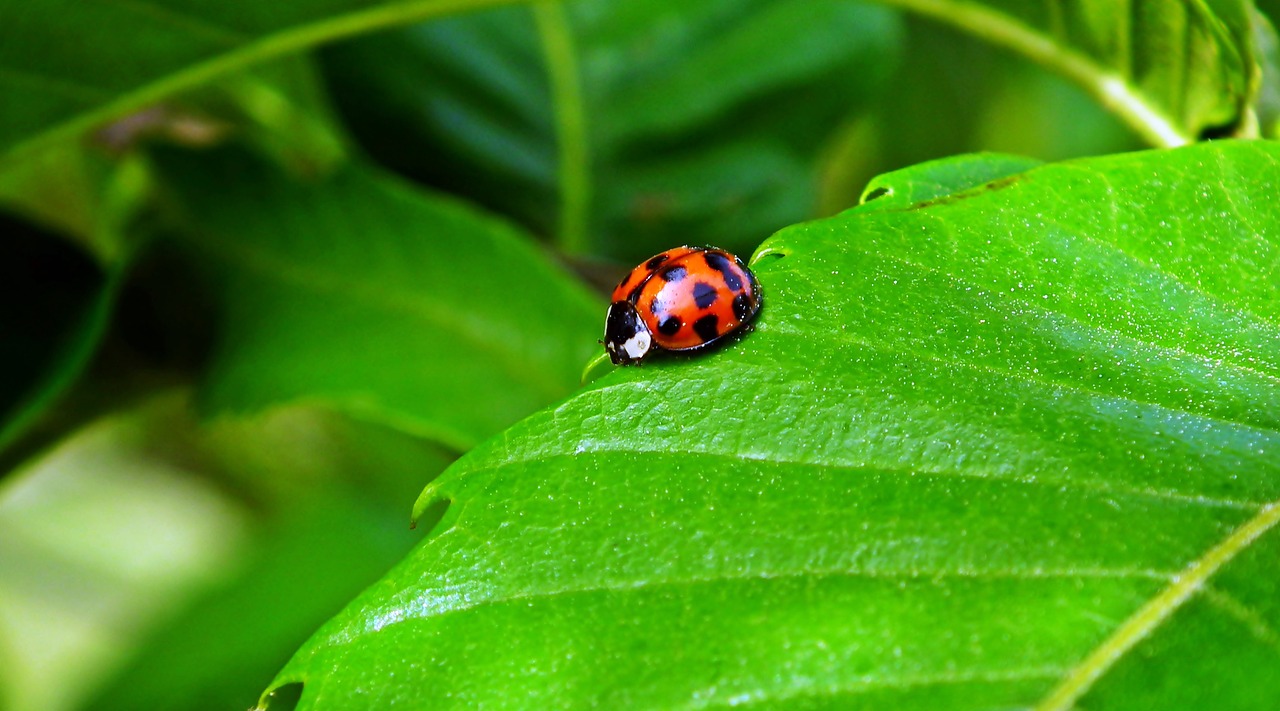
[156,147,598,449]
[262,141,1280,709]
[0,0,515,163]
[879,0,1258,145]
[320,0,901,258]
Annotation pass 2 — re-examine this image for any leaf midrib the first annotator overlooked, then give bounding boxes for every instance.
[1032,500,1280,711]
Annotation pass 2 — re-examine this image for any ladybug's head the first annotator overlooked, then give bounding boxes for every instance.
[603,301,653,365]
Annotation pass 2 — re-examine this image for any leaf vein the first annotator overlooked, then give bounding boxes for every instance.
[1032,500,1280,710]
[675,665,1069,711]
[1202,586,1280,654]
[349,564,1174,645]
[771,317,1280,441]
[446,447,1262,514]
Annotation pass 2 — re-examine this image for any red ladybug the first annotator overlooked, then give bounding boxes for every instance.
[604,246,762,365]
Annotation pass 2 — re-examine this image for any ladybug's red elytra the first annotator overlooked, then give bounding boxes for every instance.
[603,246,762,365]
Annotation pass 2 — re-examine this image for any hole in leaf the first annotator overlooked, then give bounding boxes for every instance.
[258,682,303,711]
[410,497,452,534]
[862,186,891,202]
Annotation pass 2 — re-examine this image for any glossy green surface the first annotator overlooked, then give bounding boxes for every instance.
[0,0,518,163]
[321,0,900,258]
[263,141,1280,709]
[157,147,598,449]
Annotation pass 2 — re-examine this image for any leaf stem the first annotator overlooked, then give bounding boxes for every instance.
[1033,500,1280,711]
[1,0,522,168]
[532,0,592,254]
[880,0,1192,148]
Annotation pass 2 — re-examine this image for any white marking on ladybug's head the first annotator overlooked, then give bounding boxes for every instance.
[622,330,651,359]
[604,300,653,365]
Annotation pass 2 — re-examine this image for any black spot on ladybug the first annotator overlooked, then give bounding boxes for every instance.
[646,254,669,271]
[693,314,720,342]
[660,265,687,282]
[649,297,664,318]
[658,316,682,335]
[627,280,647,304]
[692,281,719,309]
[733,293,752,321]
[704,252,742,291]
[703,251,730,270]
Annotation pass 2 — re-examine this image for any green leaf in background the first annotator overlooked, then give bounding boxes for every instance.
[0,396,451,711]
[79,409,454,711]
[0,0,517,164]
[0,395,252,711]
[154,146,599,450]
[878,0,1258,146]
[817,15,1144,217]
[1253,5,1280,136]
[262,140,1280,709]
[320,0,901,258]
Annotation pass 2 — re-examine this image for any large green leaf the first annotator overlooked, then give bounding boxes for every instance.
[262,140,1280,709]
[879,0,1258,145]
[0,0,516,164]
[320,0,900,258]
[155,146,598,449]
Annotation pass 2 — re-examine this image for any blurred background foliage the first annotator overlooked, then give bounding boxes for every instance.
[0,0,1271,709]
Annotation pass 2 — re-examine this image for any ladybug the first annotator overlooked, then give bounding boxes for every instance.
[603,246,762,365]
